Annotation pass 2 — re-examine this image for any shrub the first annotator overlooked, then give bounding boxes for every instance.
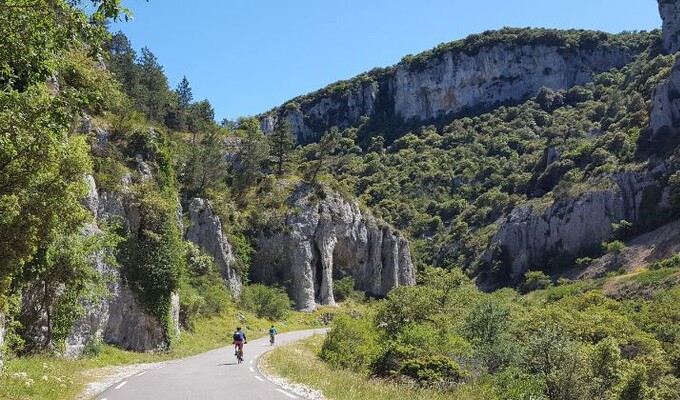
[493,367,547,399]
[519,271,552,293]
[602,240,626,255]
[616,364,650,400]
[463,297,520,372]
[576,257,594,268]
[649,253,680,270]
[320,313,380,372]
[333,276,364,302]
[399,355,469,387]
[612,220,633,240]
[240,284,292,320]
[81,337,104,358]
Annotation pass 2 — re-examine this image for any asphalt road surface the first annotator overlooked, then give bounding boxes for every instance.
[95,328,328,400]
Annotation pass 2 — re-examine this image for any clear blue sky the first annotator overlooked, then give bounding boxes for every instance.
[113,0,661,122]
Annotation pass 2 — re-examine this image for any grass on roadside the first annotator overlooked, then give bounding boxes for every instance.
[0,305,339,400]
[260,335,497,400]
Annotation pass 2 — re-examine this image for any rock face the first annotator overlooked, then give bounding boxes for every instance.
[262,33,646,142]
[251,185,416,311]
[59,172,180,355]
[650,0,680,136]
[650,58,680,133]
[186,198,242,295]
[659,0,680,54]
[490,172,661,276]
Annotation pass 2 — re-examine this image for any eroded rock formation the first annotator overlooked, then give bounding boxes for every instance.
[186,198,242,295]
[251,184,416,311]
[490,172,664,277]
[59,169,180,355]
[659,0,680,54]
[650,58,680,134]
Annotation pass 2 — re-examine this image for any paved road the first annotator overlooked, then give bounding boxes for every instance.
[95,328,328,400]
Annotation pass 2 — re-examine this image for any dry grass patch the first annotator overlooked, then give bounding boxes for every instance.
[261,335,496,400]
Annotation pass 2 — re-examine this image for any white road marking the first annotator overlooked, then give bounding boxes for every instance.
[276,389,298,398]
[114,381,127,390]
[249,367,254,372]
[136,371,147,377]
[255,376,265,382]
[249,359,254,364]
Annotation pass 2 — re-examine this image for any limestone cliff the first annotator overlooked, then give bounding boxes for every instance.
[62,167,180,354]
[489,171,666,277]
[262,29,651,142]
[650,58,680,134]
[659,0,680,54]
[186,198,242,295]
[251,184,416,311]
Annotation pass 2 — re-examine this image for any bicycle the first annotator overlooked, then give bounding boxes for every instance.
[269,333,275,346]
[235,346,244,364]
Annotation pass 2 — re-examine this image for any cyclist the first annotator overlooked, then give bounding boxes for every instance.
[232,326,247,359]
[269,325,278,345]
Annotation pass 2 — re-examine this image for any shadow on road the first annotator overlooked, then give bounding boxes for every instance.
[216,362,240,366]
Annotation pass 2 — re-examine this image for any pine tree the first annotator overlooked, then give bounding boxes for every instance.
[176,76,193,108]
[234,117,269,192]
[269,119,296,175]
[138,47,172,123]
[306,128,340,183]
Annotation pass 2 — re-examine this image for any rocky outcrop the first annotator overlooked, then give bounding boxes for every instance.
[186,198,242,295]
[650,0,680,135]
[261,82,378,143]
[490,172,662,277]
[659,0,680,54]
[102,285,178,352]
[650,58,680,133]
[389,44,634,122]
[262,30,648,142]
[251,185,416,311]
[61,171,180,355]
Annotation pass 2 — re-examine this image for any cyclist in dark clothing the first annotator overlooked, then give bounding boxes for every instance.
[269,325,278,345]
[232,326,247,357]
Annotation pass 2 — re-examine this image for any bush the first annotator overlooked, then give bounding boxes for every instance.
[183,242,231,323]
[493,367,547,399]
[519,271,552,294]
[399,355,469,387]
[240,284,292,320]
[333,277,365,302]
[649,253,680,270]
[320,313,380,372]
[81,337,104,358]
[602,240,626,255]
